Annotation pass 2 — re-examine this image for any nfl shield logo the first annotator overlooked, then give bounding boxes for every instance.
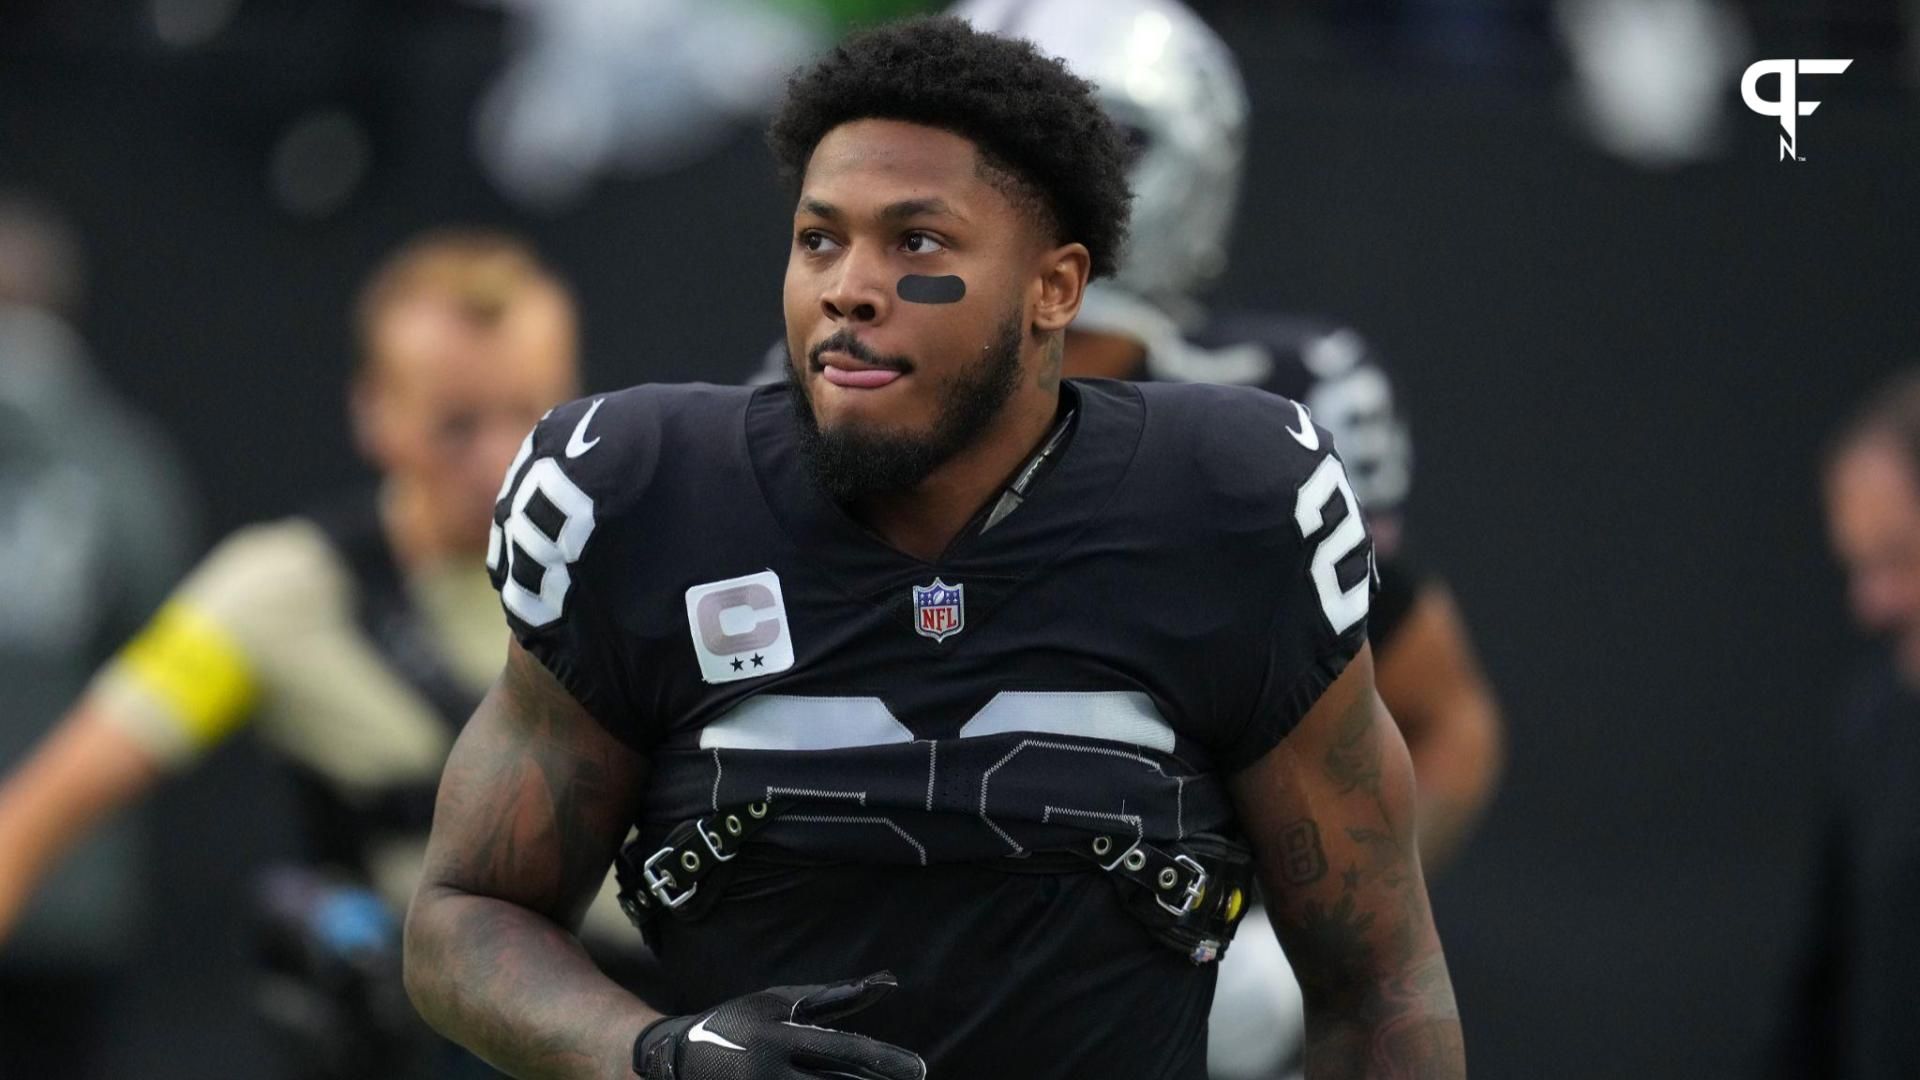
[911,578,965,642]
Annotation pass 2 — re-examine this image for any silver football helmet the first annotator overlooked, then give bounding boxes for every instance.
[952,0,1249,324]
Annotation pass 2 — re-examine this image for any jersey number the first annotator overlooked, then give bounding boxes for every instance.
[1293,454,1369,634]
[489,456,597,628]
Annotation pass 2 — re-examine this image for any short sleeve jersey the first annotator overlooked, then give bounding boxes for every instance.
[488,378,1372,1078]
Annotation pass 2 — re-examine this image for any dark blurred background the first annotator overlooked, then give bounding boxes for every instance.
[2,0,1916,1077]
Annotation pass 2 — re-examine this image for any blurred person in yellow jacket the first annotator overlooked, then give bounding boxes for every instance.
[0,227,588,1078]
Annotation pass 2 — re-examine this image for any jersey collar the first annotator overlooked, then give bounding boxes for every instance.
[745,379,1146,612]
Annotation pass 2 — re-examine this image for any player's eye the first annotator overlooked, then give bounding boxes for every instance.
[799,230,840,254]
[902,231,946,255]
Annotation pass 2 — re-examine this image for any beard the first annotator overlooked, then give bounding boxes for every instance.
[787,312,1025,505]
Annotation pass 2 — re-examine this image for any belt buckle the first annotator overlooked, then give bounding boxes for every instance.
[642,845,698,910]
[1156,854,1208,917]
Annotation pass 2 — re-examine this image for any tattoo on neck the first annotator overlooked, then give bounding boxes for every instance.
[1039,334,1063,391]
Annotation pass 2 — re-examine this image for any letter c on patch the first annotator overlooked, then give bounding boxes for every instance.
[696,585,782,654]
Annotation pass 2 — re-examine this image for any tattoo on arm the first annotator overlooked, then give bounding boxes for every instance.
[1235,665,1465,1080]
[405,644,656,1079]
[428,645,632,922]
[1280,819,1329,886]
[1325,694,1385,800]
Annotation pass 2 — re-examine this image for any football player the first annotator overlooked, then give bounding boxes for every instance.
[951,3,1504,1074]
[404,17,1464,1080]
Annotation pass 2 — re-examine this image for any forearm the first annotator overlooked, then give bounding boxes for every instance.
[0,780,70,931]
[1413,722,1497,864]
[405,884,661,1080]
[0,702,159,939]
[1302,953,1465,1080]
[1407,706,1503,873]
[1376,585,1505,876]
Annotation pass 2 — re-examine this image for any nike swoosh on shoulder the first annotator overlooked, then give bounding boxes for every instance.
[566,397,606,458]
[687,1014,746,1053]
[1285,400,1319,451]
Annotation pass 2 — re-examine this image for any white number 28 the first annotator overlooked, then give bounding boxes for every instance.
[488,439,597,629]
[1292,454,1370,635]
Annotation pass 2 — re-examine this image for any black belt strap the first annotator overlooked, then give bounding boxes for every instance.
[1073,830,1255,965]
[613,801,780,949]
[614,802,1254,965]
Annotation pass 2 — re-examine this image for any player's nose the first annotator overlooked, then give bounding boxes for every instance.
[820,243,892,326]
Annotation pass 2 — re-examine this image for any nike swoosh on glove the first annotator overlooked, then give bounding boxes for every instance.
[632,971,926,1079]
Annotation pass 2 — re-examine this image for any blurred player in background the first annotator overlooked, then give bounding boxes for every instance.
[951,3,1504,1077]
[0,228,586,1079]
[1768,370,1920,1079]
[0,194,200,1080]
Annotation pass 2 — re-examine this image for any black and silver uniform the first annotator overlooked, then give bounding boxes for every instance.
[1165,310,1424,647]
[489,378,1372,1079]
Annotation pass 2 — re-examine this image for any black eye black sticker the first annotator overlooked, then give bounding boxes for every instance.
[897,274,966,304]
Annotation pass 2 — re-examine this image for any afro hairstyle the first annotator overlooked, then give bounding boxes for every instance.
[767,15,1132,280]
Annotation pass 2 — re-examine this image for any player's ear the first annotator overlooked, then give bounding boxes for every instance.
[1030,241,1090,335]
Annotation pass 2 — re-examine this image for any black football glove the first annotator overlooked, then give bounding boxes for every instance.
[632,971,926,1080]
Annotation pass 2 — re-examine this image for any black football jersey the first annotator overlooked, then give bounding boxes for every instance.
[1112,305,1427,647]
[488,378,1372,1078]
[1183,312,1410,522]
